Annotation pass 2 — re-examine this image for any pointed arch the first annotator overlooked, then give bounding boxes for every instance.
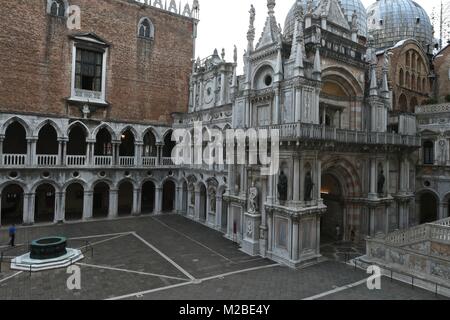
[1,116,32,137]
[91,123,117,141]
[35,119,64,139]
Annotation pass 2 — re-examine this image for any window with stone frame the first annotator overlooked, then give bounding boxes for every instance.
[423,140,434,165]
[48,0,66,17]
[75,48,103,92]
[138,18,155,40]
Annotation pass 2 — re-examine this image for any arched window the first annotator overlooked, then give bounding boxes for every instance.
[405,71,410,88]
[406,51,410,67]
[411,74,416,91]
[423,141,434,165]
[49,0,66,17]
[138,18,154,40]
[399,68,404,86]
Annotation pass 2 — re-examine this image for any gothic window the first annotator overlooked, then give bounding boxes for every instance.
[399,68,404,86]
[75,49,103,92]
[138,18,154,40]
[423,141,434,165]
[406,51,410,67]
[405,71,410,88]
[48,0,66,17]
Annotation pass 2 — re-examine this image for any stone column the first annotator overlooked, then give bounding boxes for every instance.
[384,157,390,197]
[155,186,163,214]
[369,158,377,199]
[132,188,141,216]
[267,213,273,252]
[109,189,118,218]
[175,186,183,213]
[156,145,161,166]
[240,165,247,197]
[23,193,35,225]
[369,207,375,236]
[55,191,65,223]
[317,158,322,204]
[299,157,305,203]
[0,192,2,227]
[58,140,63,166]
[292,219,299,261]
[293,157,300,203]
[83,191,93,220]
[194,188,201,221]
[216,194,223,230]
[0,137,3,166]
[228,159,235,195]
[315,216,321,254]
[227,202,233,237]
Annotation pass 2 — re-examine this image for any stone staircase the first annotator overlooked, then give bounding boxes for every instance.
[362,218,450,289]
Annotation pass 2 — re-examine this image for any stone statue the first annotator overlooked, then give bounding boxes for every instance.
[233,45,238,63]
[249,5,255,27]
[221,48,225,61]
[439,139,447,164]
[307,0,314,14]
[316,26,322,44]
[377,170,386,195]
[278,171,288,201]
[82,105,90,119]
[351,10,358,29]
[248,185,258,214]
[304,172,314,201]
[383,50,391,70]
[210,190,216,212]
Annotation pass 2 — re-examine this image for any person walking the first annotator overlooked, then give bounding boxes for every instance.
[9,224,16,247]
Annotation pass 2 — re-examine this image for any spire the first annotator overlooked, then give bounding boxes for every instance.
[247,5,256,53]
[291,3,305,77]
[381,68,389,99]
[370,66,378,97]
[313,46,321,81]
[255,0,279,49]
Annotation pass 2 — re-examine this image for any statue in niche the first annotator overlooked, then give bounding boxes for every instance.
[377,170,386,195]
[248,185,258,214]
[307,0,314,14]
[209,190,216,212]
[304,172,314,201]
[351,10,358,30]
[278,171,288,201]
[439,139,447,165]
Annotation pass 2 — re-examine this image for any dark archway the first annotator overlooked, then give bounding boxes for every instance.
[399,94,408,113]
[410,97,418,113]
[119,130,135,157]
[163,131,176,158]
[162,180,176,212]
[419,192,438,224]
[35,184,56,223]
[95,128,112,156]
[65,183,84,221]
[321,173,344,244]
[141,181,155,214]
[3,122,27,155]
[118,181,133,216]
[143,131,157,157]
[1,184,24,225]
[93,182,109,218]
[67,125,87,156]
[199,184,207,222]
[36,124,58,155]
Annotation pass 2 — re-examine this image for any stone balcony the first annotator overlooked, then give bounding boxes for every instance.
[256,122,421,148]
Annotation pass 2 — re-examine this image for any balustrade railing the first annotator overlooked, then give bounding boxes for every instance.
[3,154,26,166]
[161,157,174,166]
[37,154,58,166]
[142,157,157,167]
[257,122,420,147]
[66,155,86,166]
[94,156,113,167]
[119,157,135,167]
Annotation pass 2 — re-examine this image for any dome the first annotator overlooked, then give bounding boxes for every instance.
[284,0,368,40]
[367,0,433,51]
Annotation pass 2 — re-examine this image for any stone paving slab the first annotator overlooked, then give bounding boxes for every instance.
[0,215,447,300]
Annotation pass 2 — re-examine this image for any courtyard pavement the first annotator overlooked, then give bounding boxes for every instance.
[0,215,447,300]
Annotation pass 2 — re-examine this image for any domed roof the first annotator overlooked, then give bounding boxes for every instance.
[367,0,433,50]
[284,0,368,40]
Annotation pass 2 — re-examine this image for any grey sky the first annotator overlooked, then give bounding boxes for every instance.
[195,0,438,67]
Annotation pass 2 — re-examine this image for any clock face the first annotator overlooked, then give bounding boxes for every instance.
[204,81,214,104]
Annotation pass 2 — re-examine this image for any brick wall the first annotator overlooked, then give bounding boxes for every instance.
[0,0,194,124]
[434,46,450,102]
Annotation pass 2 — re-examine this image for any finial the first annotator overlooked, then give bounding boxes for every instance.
[221,48,225,60]
[267,0,276,16]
